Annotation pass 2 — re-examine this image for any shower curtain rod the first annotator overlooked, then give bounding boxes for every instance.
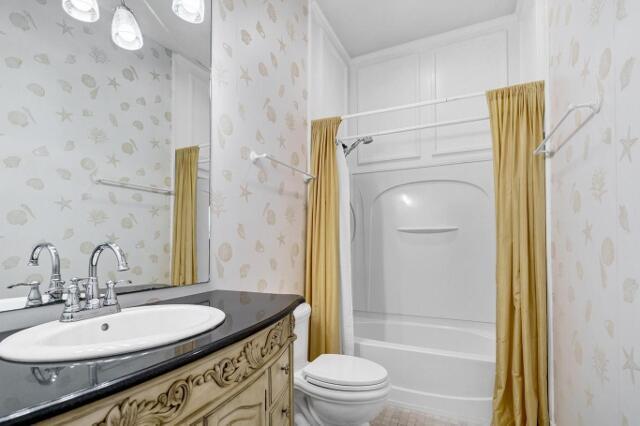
[340,115,489,142]
[340,91,485,121]
[338,91,488,144]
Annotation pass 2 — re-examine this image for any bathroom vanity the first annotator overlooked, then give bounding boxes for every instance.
[0,290,303,425]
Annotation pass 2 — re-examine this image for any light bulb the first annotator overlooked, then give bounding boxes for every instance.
[172,0,205,24]
[61,0,100,22]
[111,3,143,51]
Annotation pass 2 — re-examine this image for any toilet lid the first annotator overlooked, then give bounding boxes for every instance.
[302,354,388,388]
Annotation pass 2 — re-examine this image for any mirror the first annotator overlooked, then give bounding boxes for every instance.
[0,0,212,312]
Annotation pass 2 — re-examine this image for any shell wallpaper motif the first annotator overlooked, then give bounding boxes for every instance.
[0,1,175,296]
[210,0,309,295]
[549,0,640,423]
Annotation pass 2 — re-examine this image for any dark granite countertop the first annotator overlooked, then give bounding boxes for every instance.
[0,290,304,425]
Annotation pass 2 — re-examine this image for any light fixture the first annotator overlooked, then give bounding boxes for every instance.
[111,1,143,51]
[61,0,100,23]
[172,0,205,24]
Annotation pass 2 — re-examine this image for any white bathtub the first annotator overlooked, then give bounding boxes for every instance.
[354,315,496,424]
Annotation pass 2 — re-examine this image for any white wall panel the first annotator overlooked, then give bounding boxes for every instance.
[309,2,349,122]
[355,55,421,164]
[348,16,518,173]
[433,31,508,155]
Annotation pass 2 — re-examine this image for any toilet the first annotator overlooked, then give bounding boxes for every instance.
[293,303,390,426]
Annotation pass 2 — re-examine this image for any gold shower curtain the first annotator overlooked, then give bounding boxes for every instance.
[486,81,548,426]
[305,117,342,360]
[171,146,200,286]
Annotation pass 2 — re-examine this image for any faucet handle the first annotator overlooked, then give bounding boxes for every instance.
[8,281,43,307]
[104,280,129,306]
[7,281,40,289]
[59,279,83,321]
[69,277,89,291]
[62,281,82,314]
[45,280,65,297]
[69,277,91,300]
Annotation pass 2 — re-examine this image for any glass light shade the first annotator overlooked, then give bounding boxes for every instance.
[61,0,100,23]
[172,0,205,24]
[111,4,143,51]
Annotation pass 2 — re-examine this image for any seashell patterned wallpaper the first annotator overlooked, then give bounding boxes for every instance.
[0,0,176,297]
[548,0,640,423]
[210,0,308,295]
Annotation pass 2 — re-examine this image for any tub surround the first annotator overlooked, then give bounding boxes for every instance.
[0,290,303,425]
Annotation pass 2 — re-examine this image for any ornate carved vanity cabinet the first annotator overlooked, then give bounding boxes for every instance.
[41,315,295,426]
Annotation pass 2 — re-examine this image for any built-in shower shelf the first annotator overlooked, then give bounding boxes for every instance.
[397,226,459,234]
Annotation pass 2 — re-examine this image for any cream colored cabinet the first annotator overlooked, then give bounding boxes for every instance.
[41,315,294,426]
[269,389,292,426]
[201,373,268,425]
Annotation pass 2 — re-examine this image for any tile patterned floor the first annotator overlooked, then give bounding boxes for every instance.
[371,404,470,426]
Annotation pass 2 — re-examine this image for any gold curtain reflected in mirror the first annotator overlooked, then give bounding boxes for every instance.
[171,146,200,286]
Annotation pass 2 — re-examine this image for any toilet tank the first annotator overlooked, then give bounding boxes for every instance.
[293,303,311,370]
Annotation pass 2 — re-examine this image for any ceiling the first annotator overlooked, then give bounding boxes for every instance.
[315,0,518,57]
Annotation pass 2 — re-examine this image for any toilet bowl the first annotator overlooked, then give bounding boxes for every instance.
[293,303,390,426]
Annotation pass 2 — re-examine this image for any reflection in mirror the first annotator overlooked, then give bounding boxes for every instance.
[31,366,65,386]
[0,0,211,312]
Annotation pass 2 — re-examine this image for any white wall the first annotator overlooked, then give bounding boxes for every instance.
[309,2,349,122]
[517,0,548,83]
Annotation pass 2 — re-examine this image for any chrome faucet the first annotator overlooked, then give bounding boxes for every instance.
[86,242,129,309]
[28,242,65,300]
[58,242,130,322]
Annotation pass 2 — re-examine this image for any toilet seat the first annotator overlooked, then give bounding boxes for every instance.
[301,354,388,391]
[305,375,389,392]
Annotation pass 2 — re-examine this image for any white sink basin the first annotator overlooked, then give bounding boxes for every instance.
[0,304,225,362]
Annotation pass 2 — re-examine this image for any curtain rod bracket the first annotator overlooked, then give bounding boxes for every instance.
[534,96,601,157]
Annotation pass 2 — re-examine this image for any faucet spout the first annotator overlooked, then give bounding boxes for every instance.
[88,242,129,279]
[28,242,61,280]
[28,243,64,300]
[85,242,129,309]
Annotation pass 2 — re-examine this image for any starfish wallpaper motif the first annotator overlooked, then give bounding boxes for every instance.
[210,0,309,295]
[549,0,640,423]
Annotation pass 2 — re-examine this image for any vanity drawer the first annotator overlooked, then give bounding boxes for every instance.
[269,388,291,426]
[269,348,291,402]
